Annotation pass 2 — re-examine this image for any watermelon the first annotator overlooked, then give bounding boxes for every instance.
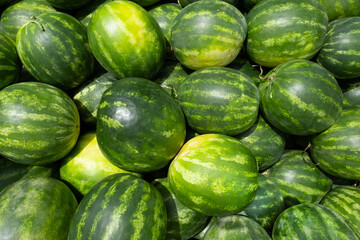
[0,82,80,165]
[203,215,271,240]
[87,1,165,79]
[310,109,360,180]
[153,178,209,240]
[170,0,247,70]
[0,156,53,193]
[239,174,285,232]
[236,115,285,170]
[96,77,186,173]
[46,0,92,10]
[264,150,332,207]
[341,78,360,109]
[318,0,360,22]
[0,30,21,89]
[73,72,117,129]
[317,17,360,79]
[60,132,138,196]
[177,67,260,135]
[0,0,56,40]
[0,177,78,240]
[259,60,343,136]
[321,186,360,233]
[68,173,167,240]
[16,11,94,90]
[168,134,258,216]
[272,203,360,240]
[246,0,328,67]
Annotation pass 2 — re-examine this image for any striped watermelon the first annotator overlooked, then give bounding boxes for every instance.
[16,11,94,90]
[152,177,209,240]
[259,60,343,136]
[68,173,167,240]
[264,150,332,207]
[60,132,138,196]
[310,109,360,180]
[0,156,53,193]
[96,77,186,173]
[321,186,360,233]
[88,1,165,79]
[0,177,78,240]
[239,174,285,232]
[317,17,360,79]
[177,67,260,136]
[341,78,360,109]
[170,0,247,70]
[236,115,285,170]
[0,82,80,165]
[46,0,92,10]
[168,134,258,216]
[0,30,21,89]
[318,0,360,21]
[203,215,271,240]
[246,0,328,67]
[73,72,117,129]
[0,0,56,40]
[272,203,360,240]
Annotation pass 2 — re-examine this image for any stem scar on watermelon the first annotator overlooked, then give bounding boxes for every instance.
[24,15,45,31]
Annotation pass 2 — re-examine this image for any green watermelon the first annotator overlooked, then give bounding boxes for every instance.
[264,150,332,207]
[73,72,117,129]
[16,11,94,89]
[46,0,92,10]
[0,30,21,89]
[310,109,360,180]
[259,60,343,136]
[170,0,247,70]
[60,132,138,196]
[0,177,78,240]
[0,156,53,193]
[239,174,285,232]
[153,178,209,240]
[0,0,56,40]
[177,67,260,135]
[87,1,165,79]
[317,17,360,79]
[318,0,360,22]
[203,215,271,240]
[96,77,186,173]
[0,82,80,165]
[168,134,258,216]
[246,0,328,67]
[68,173,167,240]
[272,203,360,240]
[321,186,360,233]
[236,115,285,170]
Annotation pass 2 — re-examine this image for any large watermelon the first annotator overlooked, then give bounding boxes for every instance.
[68,173,167,240]
[168,134,258,216]
[0,82,80,165]
[0,0,56,40]
[170,0,247,70]
[0,177,78,240]
[317,17,360,79]
[96,77,186,173]
[87,0,165,79]
[16,11,94,89]
[0,30,21,89]
[246,0,328,67]
[272,203,360,240]
[310,109,360,180]
[259,60,343,136]
[177,67,259,135]
[265,150,332,207]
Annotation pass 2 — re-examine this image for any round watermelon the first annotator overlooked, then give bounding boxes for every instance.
[168,134,258,216]
[0,82,80,165]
